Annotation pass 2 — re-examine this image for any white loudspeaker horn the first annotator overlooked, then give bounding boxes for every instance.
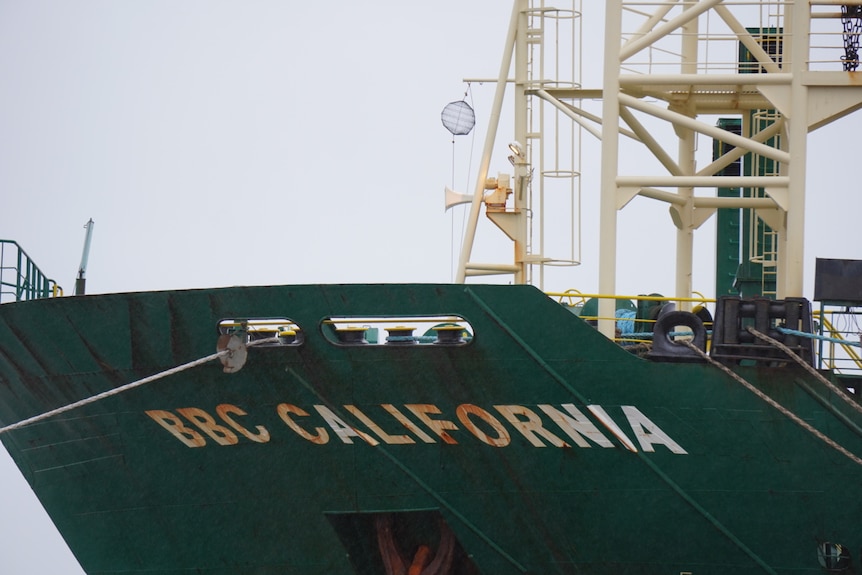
[444,187,473,211]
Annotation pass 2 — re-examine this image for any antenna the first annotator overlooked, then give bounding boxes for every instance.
[75,219,95,296]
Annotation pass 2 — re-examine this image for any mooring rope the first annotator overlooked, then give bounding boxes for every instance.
[776,325,861,347]
[682,340,862,467]
[0,336,279,435]
[747,326,862,418]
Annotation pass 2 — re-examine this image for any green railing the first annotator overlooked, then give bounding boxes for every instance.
[0,240,62,304]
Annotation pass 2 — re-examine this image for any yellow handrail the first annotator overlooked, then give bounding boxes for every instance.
[550,290,715,345]
[548,291,715,305]
[814,313,862,372]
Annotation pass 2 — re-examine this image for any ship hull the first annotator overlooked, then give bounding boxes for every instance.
[0,284,860,574]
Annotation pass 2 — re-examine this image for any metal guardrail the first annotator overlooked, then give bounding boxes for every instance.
[548,290,715,345]
[814,309,862,375]
[0,240,62,304]
[548,291,862,376]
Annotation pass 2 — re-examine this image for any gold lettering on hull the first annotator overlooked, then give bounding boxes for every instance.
[455,404,510,448]
[276,404,328,444]
[145,402,688,455]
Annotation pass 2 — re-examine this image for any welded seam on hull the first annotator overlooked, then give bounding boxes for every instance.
[749,327,862,418]
[462,287,591,405]
[794,378,862,439]
[464,287,778,573]
[285,366,529,574]
[636,454,778,575]
[683,341,862,467]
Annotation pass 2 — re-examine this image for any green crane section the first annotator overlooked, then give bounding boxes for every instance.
[714,28,782,299]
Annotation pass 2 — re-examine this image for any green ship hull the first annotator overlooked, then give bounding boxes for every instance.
[0,283,860,574]
[5,1,862,572]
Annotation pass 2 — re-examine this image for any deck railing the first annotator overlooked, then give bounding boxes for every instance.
[550,290,862,379]
[549,290,714,346]
[814,308,862,376]
[0,240,62,304]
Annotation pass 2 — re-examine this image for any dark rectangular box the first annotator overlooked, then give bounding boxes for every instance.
[814,258,862,303]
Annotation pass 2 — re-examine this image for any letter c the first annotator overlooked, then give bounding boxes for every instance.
[277,403,329,444]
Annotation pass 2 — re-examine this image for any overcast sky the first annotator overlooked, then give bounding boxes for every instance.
[1,1,861,573]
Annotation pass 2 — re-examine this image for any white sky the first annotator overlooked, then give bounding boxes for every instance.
[1,1,861,573]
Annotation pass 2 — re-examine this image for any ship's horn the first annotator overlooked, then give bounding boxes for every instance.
[444,186,473,211]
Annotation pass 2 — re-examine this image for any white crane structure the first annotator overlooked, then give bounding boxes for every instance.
[453,0,862,337]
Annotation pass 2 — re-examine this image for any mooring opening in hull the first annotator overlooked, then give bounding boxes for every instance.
[326,510,479,575]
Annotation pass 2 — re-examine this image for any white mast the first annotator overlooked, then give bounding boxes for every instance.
[454,0,583,289]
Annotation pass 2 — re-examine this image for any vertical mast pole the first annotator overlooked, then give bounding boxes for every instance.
[675,3,699,310]
[783,0,808,297]
[75,219,95,296]
[456,0,523,283]
[598,0,623,337]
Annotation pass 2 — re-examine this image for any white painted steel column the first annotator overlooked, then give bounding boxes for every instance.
[675,128,696,311]
[456,0,522,284]
[513,2,528,285]
[783,0,809,297]
[598,0,622,337]
[675,5,699,310]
